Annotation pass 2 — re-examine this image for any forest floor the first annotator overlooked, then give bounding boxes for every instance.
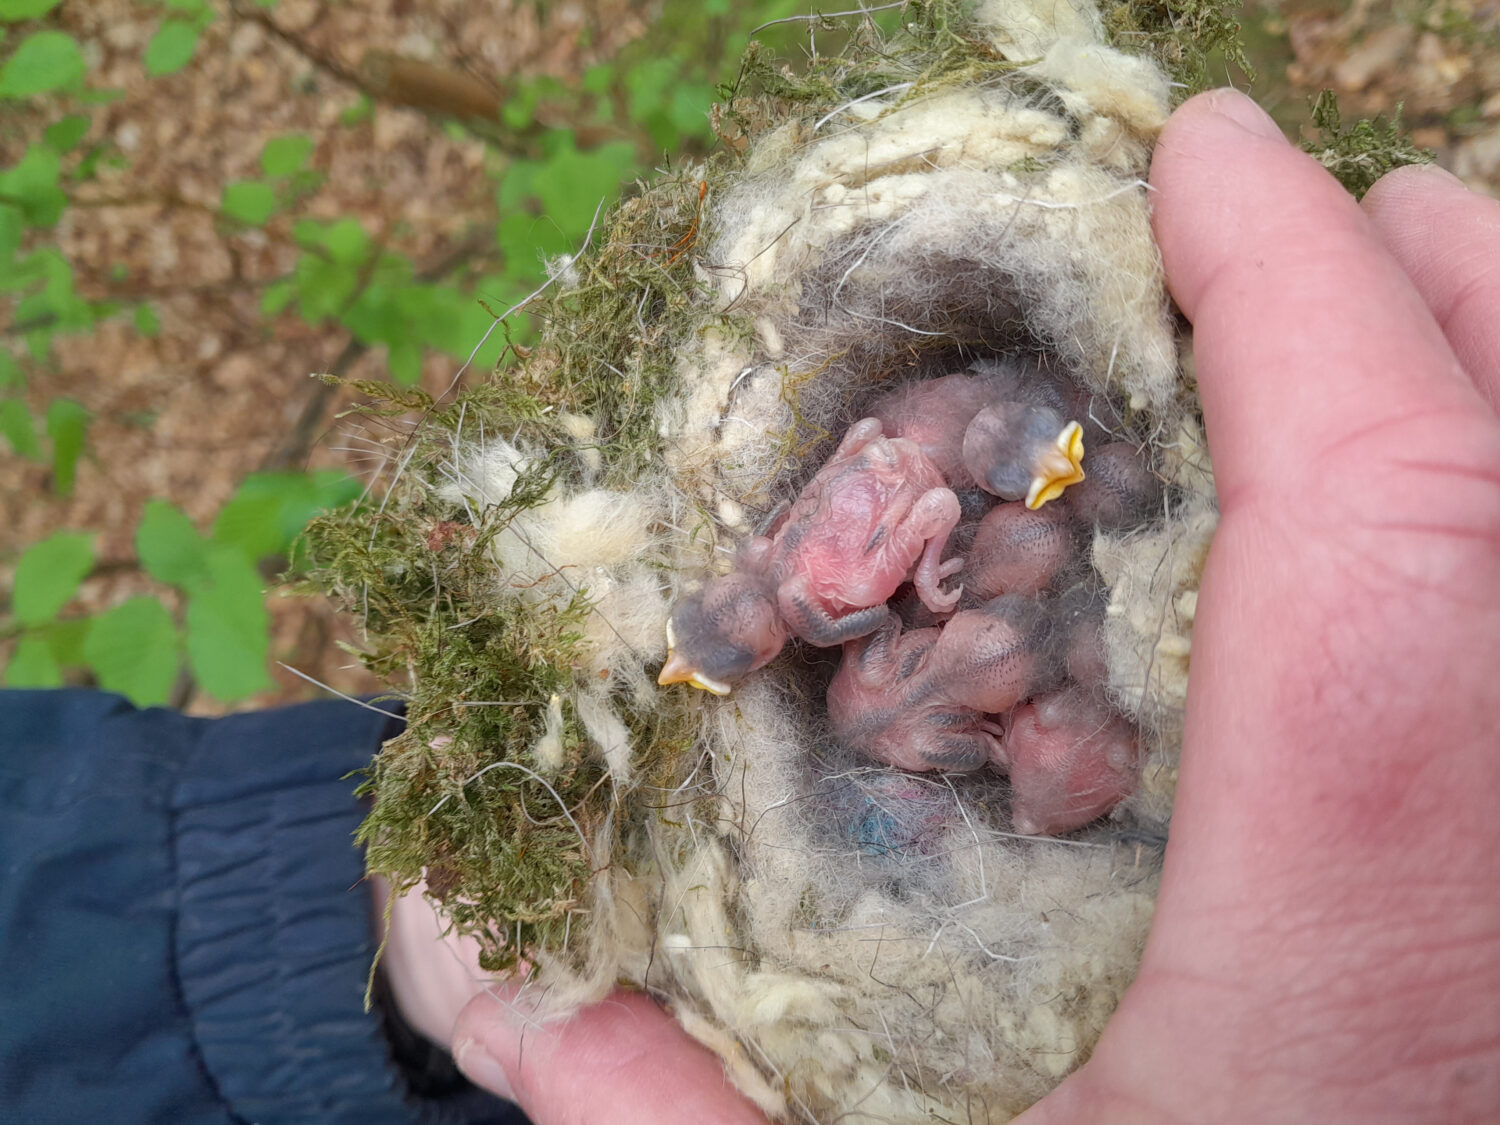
[4,0,1498,713]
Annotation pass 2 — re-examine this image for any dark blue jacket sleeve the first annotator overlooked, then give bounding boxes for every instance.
[0,689,523,1125]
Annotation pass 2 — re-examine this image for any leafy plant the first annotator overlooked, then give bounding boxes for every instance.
[4,472,361,704]
[0,0,917,706]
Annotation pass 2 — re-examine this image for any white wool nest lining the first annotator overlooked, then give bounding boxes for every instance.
[439,5,1220,1122]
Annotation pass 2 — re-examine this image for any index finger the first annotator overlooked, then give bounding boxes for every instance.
[1149,89,1487,515]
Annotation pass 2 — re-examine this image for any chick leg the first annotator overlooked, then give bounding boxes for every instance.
[907,488,963,613]
[777,577,890,647]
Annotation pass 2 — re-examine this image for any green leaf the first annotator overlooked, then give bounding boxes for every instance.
[668,83,712,139]
[11,529,94,626]
[83,596,179,705]
[43,113,89,152]
[527,140,637,241]
[501,84,540,130]
[144,20,202,77]
[0,398,39,457]
[0,30,85,98]
[581,64,614,96]
[293,255,358,323]
[40,615,89,665]
[0,203,20,260]
[496,158,540,210]
[4,633,61,687]
[494,209,567,269]
[339,94,372,126]
[387,338,422,386]
[163,0,207,12]
[0,143,66,226]
[260,277,295,315]
[0,349,20,387]
[136,498,209,586]
[0,0,63,20]
[221,180,276,225]
[211,469,362,561]
[133,302,159,337]
[260,133,313,177]
[322,217,367,264]
[45,396,87,495]
[185,546,271,701]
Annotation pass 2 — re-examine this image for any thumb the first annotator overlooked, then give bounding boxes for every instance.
[451,986,770,1125]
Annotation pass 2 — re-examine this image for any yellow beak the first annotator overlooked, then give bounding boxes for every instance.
[1025,421,1086,509]
[657,651,733,695]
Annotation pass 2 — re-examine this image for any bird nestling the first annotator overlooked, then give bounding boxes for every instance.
[659,418,963,695]
[869,361,1093,510]
[825,597,1053,772]
[1000,686,1140,836]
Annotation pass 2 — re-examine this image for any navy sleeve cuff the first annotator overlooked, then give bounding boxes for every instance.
[0,689,522,1125]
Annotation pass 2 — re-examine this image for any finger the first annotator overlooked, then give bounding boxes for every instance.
[1363,163,1500,410]
[1149,89,1500,915]
[1017,91,1500,1125]
[1149,88,1488,515]
[373,876,498,1047]
[451,986,770,1125]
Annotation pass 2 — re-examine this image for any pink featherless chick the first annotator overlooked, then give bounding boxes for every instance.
[659,419,963,695]
[959,500,1076,603]
[826,596,1052,772]
[867,372,1001,487]
[870,359,1093,511]
[998,686,1140,836]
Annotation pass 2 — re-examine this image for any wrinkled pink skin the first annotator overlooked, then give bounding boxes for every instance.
[961,501,1076,604]
[871,365,1111,502]
[998,687,1140,836]
[868,373,999,488]
[827,602,1043,772]
[666,419,963,689]
[755,418,963,639]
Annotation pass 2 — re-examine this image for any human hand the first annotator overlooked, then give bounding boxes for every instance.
[396,89,1500,1124]
[376,877,769,1123]
[1016,88,1500,1123]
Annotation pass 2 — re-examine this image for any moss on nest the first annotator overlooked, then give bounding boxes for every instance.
[1301,90,1434,199]
[303,0,1291,974]
[303,171,721,968]
[1102,0,1254,92]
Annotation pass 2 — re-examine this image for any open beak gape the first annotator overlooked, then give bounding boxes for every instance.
[657,649,733,696]
[1025,421,1086,510]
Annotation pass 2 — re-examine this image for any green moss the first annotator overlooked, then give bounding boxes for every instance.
[1103,0,1252,93]
[306,0,1257,972]
[301,148,729,968]
[1302,91,1434,200]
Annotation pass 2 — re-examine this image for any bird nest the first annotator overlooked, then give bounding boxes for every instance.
[307,2,1235,1120]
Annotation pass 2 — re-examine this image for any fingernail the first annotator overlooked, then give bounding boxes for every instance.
[452,1036,517,1103]
[1205,89,1286,143]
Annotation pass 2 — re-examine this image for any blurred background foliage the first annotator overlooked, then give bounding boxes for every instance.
[2,0,1497,712]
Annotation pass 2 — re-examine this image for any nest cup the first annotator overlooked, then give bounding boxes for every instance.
[313,3,1224,1121]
